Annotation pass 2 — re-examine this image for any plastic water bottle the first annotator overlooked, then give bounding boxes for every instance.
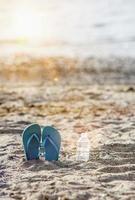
[76,133,90,161]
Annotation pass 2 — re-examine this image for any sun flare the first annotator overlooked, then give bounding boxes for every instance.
[12,5,44,44]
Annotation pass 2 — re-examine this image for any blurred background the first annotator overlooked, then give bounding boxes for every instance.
[0,0,135,83]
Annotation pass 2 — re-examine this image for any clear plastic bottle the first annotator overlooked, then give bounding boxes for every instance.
[76,133,90,161]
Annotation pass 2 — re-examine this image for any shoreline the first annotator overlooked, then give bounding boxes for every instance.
[0,55,135,85]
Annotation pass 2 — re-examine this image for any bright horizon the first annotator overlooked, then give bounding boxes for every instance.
[0,0,135,57]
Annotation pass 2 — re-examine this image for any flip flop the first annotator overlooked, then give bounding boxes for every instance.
[22,124,41,160]
[42,126,61,161]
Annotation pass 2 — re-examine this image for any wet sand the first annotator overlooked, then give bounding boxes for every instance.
[0,62,135,199]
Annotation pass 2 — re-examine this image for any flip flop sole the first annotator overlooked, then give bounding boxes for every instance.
[42,126,61,161]
[22,124,41,160]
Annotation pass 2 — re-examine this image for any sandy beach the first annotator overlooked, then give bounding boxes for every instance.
[0,56,135,199]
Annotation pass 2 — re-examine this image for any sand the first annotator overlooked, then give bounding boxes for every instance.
[0,58,135,199]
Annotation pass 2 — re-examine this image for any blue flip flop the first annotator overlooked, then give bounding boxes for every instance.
[42,126,61,161]
[22,124,41,160]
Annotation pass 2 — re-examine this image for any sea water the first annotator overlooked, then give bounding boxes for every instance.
[0,0,135,58]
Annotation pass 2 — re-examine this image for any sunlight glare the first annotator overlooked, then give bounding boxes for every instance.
[12,5,44,44]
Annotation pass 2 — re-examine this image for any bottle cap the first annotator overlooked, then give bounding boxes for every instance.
[81,132,88,137]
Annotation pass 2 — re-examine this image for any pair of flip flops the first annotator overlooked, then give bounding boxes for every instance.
[22,124,61,161]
